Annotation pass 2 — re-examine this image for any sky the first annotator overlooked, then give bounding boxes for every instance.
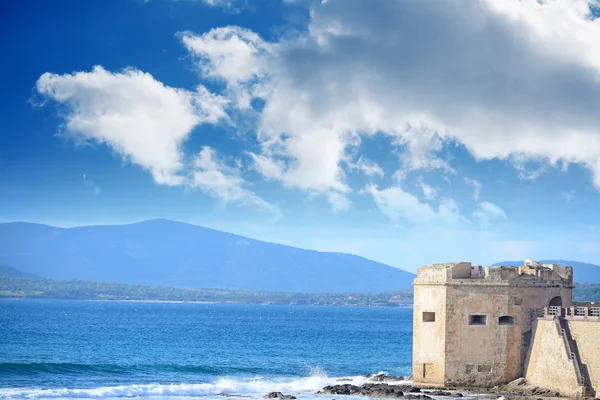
[1,0,600,272]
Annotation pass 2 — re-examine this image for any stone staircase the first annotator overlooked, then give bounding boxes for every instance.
[555,317,596,398]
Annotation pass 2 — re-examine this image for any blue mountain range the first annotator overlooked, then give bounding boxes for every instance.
[0,219,415,292]
[1,219,597,293]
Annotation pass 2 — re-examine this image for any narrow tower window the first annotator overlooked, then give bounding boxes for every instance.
[468,315,487,325]
[498,316,515,326]
[422,312,435,322]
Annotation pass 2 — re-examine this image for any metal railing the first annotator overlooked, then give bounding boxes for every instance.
[548,306,561,316]
[543,306,600,321]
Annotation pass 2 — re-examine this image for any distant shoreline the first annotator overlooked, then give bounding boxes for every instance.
[0,296,414,308]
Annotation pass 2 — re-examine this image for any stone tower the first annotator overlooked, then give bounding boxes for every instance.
[412,260,573,388]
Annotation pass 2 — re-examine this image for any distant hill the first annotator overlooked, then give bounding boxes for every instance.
[0,220,415,293]
[493,260,600,283]
[0,265,40,279]
[0,265,414,306]
[1,264,595,304]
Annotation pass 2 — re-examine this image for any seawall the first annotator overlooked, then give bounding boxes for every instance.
[568,320,600,396]
[525,319,582,398]
[525,317,599,398]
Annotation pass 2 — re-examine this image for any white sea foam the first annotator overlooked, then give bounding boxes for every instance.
[0,373,371,399]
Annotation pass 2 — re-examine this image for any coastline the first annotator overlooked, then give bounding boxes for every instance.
[319,374,574,400]
[0,296,414,308]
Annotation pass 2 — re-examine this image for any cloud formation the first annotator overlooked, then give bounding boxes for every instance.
[419,181,437,200]
[181,0,600,216]
[37,66,276,214]
[473,201,508,228]
[364,184,461,225]
[192,146,280,214]
[81,174,101,195]
[38,0,600,223]
[464,178,482,201]
[37,66,228,186]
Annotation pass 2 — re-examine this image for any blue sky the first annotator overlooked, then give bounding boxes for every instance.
[2,0,600,272]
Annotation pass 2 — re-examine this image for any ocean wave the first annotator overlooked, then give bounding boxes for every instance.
[0,372,372,399]
[0,363,263,377]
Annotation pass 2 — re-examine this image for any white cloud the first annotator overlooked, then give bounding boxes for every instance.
[191,146,279,215]
[247,152,284,180]
[419,181,437,200]
[166,0,247,12]
[393,130,453,180]
[200,0,235,6]
[464,178,482,200]
[326,191,351,213]
[510,154,548,181]
[180,27,271,109]
[348,157,384,177]
[365,184,460,225]
[37,67,277,214]
[473,201,508,228]
[40,0,600,220]
[81,174,101,195]
[181,0,600,201]
[36,66,228,186]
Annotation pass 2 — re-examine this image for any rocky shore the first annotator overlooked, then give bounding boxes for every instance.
[311,373,578,400]
[318,382,458,399]
[260,373,588,400]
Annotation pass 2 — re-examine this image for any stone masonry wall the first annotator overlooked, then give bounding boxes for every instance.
[525,319,583,398]
[567,320,600,395]
[412,284,446,387]
[443,285,523,387]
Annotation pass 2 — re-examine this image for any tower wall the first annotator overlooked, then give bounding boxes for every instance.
[524,319,583,398]
[413,284,447,386]
[443,284,567,387]
[412,261,573,388]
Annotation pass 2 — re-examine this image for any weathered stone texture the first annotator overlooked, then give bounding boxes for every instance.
[412,261,573,389]
[568,320,600,395]
[524,319,583,398]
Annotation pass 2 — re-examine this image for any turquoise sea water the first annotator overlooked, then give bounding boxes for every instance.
[0,300,413,399]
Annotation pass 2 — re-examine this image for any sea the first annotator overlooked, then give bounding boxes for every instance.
[0,300,415,400]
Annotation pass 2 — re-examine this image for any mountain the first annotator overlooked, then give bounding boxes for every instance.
[0,265,41,279]
[0,219,415,292]
[494,260,600,283]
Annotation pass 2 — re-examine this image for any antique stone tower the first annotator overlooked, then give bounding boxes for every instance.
[412,260,573,388]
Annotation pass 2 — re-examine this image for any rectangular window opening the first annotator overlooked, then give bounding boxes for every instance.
[498,315,515,326]
[514,298,523,306]
[477,365,492,373]
[423,363,434,378]
[469,314,487,325]
[423,312,436,322]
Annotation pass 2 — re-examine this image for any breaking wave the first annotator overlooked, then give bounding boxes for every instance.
[0,368,377,399]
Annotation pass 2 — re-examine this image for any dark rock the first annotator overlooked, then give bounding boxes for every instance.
[370,373,406,383]
[263,392,296,400]
[424,390,453,396]
[318,383,407,398]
